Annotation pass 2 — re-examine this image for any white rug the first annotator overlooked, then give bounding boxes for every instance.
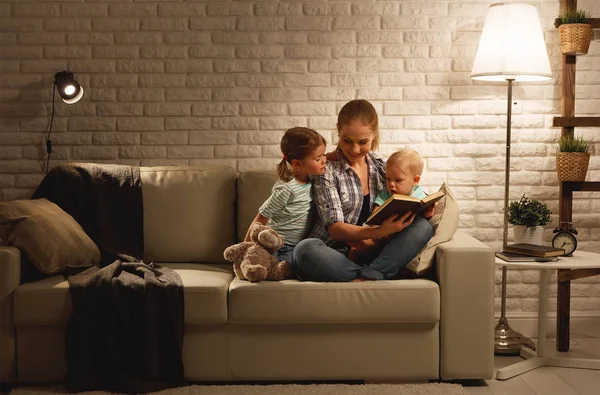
[11,383,468,395]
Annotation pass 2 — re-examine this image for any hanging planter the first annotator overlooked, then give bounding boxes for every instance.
[556,152,590,181]
[559,24,593,55]
[557,8,593,55]
[555,135,591,182]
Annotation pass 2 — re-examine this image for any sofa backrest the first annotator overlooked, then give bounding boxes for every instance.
[236,171,279,242]
[140,166,237,263]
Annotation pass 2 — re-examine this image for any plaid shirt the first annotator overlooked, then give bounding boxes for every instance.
[308,148,386,246]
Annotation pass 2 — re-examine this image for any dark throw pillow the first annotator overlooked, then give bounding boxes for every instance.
[0,198,100,275]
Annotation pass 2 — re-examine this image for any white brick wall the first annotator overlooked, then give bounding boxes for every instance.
[1,0,600,317]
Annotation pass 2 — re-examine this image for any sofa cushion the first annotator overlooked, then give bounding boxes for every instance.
[14,263,234,326]
[140,166,236,263]
[228,279,440,324]
[407,183,459,275]
[236,171,279,242]
[0,198,100,275]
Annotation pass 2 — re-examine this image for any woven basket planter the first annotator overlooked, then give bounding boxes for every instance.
[556,152,590,181]
[559,23,593,55]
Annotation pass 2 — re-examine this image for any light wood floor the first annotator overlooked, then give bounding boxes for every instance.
[463,337,600,395]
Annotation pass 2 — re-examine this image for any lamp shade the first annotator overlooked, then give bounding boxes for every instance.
[471,3,552,82]
[54,71,84,104]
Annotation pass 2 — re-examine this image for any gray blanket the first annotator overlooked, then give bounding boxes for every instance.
[34,163,185,393]
[66,257,184,393]
[32,162,144,263]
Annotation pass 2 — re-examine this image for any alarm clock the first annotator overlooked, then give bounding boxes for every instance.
[552,223,578,256]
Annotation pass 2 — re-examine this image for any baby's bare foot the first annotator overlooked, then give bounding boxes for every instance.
[351,277,375,282]
[347,247,359,263]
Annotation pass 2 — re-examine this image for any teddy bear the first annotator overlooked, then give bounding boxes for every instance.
[223,222,293,282]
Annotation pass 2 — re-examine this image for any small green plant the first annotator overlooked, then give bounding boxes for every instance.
[555,135,591,153]
[558,7,592,24]
[507,194,552,228]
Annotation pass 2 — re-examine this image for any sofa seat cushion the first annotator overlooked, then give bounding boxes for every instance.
[228,278,440,324]
[14,263,234,326]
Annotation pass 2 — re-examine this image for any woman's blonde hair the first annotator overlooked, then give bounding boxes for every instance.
[277,127,326,182]
[387,148,424,177]
[336,99,379,151]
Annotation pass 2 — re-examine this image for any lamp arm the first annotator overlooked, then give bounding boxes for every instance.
[45,83,56,174]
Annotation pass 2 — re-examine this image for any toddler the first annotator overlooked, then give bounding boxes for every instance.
[374,148,426,210]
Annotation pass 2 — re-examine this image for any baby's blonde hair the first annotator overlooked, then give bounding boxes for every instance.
[386,148,424,178]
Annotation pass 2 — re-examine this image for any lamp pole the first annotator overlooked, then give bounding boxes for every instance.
[495,78,535,355]
[502,79,513,251]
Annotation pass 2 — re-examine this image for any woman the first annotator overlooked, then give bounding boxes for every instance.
[293,100,434,281]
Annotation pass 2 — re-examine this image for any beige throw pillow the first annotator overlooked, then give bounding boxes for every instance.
[0,198,100,274]
[406,182,459,276]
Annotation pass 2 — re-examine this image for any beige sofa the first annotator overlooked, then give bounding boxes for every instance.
[0,165,495,385]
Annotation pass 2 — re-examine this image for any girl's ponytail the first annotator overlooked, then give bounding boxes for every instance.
[276,157,293,182]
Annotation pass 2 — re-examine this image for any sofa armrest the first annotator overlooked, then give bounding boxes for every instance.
[436,231,494,380]
[0,246,20,384]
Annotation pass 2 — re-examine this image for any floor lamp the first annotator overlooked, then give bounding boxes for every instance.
[470,3,552,355]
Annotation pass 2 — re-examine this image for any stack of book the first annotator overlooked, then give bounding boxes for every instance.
[496,243,565,262]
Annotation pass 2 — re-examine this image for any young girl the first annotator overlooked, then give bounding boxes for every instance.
[244,127,327,264]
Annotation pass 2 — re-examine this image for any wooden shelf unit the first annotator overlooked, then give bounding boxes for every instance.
[553,117,600,127]
[557,182,600,352]
[554,0,600,352]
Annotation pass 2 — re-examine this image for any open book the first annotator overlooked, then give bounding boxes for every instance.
[364,190,446,226]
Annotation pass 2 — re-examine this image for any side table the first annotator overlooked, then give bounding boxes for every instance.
[495,251,600,380]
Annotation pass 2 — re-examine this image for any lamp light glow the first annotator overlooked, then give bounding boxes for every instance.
[64,85,76,96]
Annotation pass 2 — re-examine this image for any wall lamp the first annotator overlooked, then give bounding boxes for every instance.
[45,71,84,173]
[54,71,84,104]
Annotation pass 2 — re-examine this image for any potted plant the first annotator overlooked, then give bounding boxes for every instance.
[508,194,552,245]
[557,7,593,55]
[555,135,591,181]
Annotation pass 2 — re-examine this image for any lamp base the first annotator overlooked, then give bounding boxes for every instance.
[494,317,536,355]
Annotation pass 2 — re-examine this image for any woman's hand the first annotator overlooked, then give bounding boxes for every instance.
[423,202,437,220]
[379,211,416,237]
[325,151,339,161]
